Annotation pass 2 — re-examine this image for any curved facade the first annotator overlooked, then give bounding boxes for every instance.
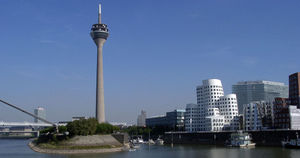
[186,79,240,132]
[218,94,239,130]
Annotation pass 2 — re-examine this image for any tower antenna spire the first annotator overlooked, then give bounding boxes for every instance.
[98,4,101,24]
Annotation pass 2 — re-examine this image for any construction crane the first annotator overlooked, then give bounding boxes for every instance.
[0,99,58,133]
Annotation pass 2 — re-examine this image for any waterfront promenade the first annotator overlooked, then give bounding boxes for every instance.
[164,129,300,146]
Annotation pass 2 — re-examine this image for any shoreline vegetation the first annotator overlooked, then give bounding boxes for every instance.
[30,118,128,154]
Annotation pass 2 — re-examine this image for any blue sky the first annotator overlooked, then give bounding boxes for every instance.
[0,0,300,124]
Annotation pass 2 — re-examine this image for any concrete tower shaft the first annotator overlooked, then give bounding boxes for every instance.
[90,4,109,123]
[95,38,106,123]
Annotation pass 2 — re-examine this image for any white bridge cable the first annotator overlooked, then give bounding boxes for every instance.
[0,99,56,127]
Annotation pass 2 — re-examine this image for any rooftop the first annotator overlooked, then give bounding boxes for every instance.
[234,80,286,86]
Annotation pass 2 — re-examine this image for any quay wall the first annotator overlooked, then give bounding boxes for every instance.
[164,130,300,146]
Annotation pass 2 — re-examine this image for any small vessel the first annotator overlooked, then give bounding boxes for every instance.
[155,138,164,145]
[227,131,256,148]
[137,137,144,144]
[131,137,144,144]
[282,132,300,149]
[147,139,155,145]
[130,142,140,149]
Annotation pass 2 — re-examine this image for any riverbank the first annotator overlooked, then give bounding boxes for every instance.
[28,134,129,154]
[28,141,126,154]
[164,129,300,146]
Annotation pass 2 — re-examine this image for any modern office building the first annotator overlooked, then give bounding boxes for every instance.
[137,110,146,127]
[289,106,300,130]
[243,103,262,131]
[146,115,167,127]
[34,107,46,123]
[90,4,109,123]
[185,79,239,132]
[146,109,185,131]
[243,101,273,131]
[166,109,185,131]
[289,72,300,108]
[232,80,288,114]
[184,103,199,132]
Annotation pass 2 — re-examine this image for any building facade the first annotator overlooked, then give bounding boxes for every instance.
[273,97,291,129]
[34,107,46,123]
[289,72,300,108]
[289,106,300,130]
[166,109,185,131]
[232,81,288,114]
[184,103,199,132]
[243,101,273,131]
[185,79,239,132]
[137,110,146,127]
[146,109,185,131]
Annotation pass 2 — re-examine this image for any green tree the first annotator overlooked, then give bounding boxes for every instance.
[66,118,98,136]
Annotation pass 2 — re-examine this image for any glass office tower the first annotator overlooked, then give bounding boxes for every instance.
[232,81,288,114]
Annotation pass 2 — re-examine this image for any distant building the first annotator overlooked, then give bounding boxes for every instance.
[232,80,288,114]
[109,122,128,129]
[146,109,185,131]
[34,107,46,123]
[109,122,127,126]
[289,106,300,130]
[243,101,273,131]
[185,79,239,132]
[273,97,291,129]
[72,116,88,121]
[58,121,70,126]
[289,72,300,108]
[137,110,146,127]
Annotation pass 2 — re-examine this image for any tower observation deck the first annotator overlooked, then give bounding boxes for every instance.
[90,4,109,123]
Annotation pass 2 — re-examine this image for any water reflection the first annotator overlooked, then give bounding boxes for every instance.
[1,139,300,158]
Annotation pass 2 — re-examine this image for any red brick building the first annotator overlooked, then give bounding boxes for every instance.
[273,97,291,129]
[289,72,300,108]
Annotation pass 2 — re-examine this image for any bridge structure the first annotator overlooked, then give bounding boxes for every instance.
[0,121,52,127]
[0,99,59,137]
[0,121,53,138]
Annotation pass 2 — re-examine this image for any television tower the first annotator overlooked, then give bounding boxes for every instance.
[90,4,109,123]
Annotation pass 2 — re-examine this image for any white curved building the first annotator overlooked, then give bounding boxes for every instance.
[218,94,239,130]
[186,79,240,132]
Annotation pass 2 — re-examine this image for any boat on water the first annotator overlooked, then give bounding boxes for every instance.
[147,139,155,145]
[282,132,300,149]
[131,137,144,144]
[137,137,144,144]
[131,144,140,149]
[227,131,256,148]
[155,138,164,145]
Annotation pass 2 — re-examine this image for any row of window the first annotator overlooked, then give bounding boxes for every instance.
[198,85,223,90]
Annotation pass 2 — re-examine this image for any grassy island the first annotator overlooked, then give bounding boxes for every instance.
[29,118,126,154]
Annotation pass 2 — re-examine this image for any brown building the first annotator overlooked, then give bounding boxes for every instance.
[273,97,291,129]
[289,72,300,108]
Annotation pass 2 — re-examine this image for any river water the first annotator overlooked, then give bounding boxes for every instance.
[1,139,300,158]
